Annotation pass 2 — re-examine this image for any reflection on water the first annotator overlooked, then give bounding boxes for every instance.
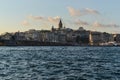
[0,46,120,80]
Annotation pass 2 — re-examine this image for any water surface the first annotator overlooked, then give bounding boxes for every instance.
[0,46,120,80]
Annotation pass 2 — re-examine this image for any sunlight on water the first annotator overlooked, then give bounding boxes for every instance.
[0,46,120,80]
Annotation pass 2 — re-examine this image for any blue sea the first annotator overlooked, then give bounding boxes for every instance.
[0,46,120,80]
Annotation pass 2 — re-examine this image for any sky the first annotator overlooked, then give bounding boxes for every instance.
[0,0,120,34]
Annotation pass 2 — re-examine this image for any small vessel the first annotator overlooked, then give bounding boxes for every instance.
[99,41,118,46]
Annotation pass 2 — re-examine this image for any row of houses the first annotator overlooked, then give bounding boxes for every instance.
[0,20,119,45]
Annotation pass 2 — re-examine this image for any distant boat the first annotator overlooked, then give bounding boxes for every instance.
[100,41,118,46]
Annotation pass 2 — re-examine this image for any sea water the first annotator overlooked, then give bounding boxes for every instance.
[0,46,120,80]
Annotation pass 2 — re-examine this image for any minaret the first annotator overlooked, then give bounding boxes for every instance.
[51,25,55,31]
[58,19,63,30]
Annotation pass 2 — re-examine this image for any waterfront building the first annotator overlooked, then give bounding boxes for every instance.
[23,29,43,41]
[53,33,59,42]
[14,32,26,40]
[115,34,120,43]
[58,33,66,43]
[66,30,74,43]
[40,30,51,42]
[89,31,93,45]
[102,32,114,43]
[73,27,90,45]
[0,32,13,40]
[91,32,103,45]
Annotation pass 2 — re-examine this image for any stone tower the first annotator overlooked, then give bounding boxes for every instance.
[58,19,63,29]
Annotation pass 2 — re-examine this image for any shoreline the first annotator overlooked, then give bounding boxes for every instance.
[0,40,119,47]
[0,45,119,47]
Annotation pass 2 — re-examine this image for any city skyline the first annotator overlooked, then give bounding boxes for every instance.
[0,0,120,34]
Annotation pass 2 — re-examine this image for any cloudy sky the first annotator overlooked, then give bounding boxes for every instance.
[0,0,120,34]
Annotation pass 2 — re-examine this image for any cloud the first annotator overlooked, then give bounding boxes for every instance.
[74,19,89,26]
[21,20,30,26]
[108,24,120,27]
[24,15,61,27]
[93,21,103,27]
[48,16,61,23]
[28,15,61,23]
[93,21,120,27]
[67,7,100,16]
[28,15,44,20]
[67,7,81,16]
[85,8,100,15]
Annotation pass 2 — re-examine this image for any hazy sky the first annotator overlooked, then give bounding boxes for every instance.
[0,0,120,34]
